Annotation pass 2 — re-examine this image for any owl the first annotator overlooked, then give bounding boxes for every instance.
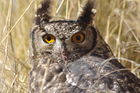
[29,0,140,93]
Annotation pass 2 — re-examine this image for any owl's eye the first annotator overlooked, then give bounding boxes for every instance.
[42,34,56,44]
[71,32,85,43]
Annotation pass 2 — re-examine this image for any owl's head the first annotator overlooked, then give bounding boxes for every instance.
[31,0,113,63]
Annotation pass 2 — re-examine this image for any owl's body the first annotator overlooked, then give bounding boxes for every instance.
[29,0,140,93]
[30,55,140,93]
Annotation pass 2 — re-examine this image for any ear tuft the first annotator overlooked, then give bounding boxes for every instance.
[34,0,52,26]
[78,0,96,25]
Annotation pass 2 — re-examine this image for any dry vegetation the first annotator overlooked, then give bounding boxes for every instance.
[0,0,140,93]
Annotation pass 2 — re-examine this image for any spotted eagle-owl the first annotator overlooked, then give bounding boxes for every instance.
[29,0,140,93]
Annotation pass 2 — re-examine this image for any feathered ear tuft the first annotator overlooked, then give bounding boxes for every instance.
[34,0,52,25]
[78,0,96,25]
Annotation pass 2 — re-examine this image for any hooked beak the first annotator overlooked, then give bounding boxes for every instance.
[60,39,69,61]
[54,39,69,61]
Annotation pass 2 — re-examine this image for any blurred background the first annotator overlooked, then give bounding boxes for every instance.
[0,0,140,93]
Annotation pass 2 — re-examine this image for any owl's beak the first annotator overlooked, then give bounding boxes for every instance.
[60,40,69,61]
[60,48,69,61]
[54,39,69,61]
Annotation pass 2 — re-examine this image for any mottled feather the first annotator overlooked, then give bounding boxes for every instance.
[29,0,140,93]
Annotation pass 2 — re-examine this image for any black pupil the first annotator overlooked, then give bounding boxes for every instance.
[76,35,81,40]
[47,36,52,41]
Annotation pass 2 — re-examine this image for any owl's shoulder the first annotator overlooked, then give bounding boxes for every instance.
[66,56,140,93]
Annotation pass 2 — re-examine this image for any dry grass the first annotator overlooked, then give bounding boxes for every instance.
[0,0,140,93]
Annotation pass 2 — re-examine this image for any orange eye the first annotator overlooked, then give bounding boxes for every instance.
[42,34,56,44]
[71,32,85,43]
